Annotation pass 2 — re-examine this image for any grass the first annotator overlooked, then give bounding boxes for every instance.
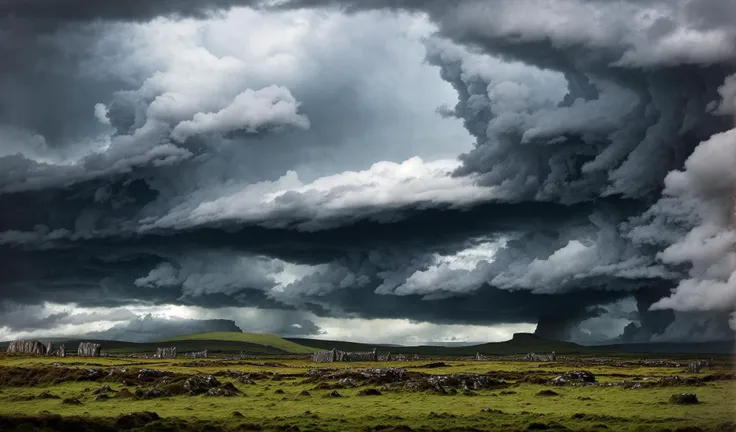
[158,331,319,354]
[0,354,733,431]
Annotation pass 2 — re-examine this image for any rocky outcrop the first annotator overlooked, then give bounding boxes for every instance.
[550,370,596,386]
[78,342,102,357]
[7,340,46,355]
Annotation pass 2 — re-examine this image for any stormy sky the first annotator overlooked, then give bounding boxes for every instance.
[1,0,735,345]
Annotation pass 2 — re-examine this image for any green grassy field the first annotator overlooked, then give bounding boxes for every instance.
[0,353,733,431]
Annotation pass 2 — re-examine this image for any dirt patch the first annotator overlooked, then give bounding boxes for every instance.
[411,362,449,369]
[669,394,699,405]
[357,388,383,396]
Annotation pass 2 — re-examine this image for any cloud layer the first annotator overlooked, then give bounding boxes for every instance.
[0,0,734,343]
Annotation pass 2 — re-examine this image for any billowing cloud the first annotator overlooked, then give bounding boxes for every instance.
[170,85,310,142]
[0,0,734,344]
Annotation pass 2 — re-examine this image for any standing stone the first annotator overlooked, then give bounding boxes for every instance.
[155,347,177,358]
[78,342,102,357]
[46,342,54,356]
[185,350,208,359]
[7,340,46,355]
[59,345,66,358]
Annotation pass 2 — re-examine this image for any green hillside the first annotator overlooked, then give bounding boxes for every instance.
[159,332,319,354]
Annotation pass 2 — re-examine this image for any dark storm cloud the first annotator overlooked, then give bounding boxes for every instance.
[0,0,262,22]
[1,0,734,342]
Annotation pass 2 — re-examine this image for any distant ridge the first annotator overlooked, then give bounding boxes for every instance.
[287,332,736,355]
[286,332,587,356]
[158,331,319,354]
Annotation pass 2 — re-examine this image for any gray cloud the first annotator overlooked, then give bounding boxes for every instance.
[0,0,734,344]
[87,315,244,342]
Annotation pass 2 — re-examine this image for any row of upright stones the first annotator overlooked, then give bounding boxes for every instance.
[6,340,96,357]
[312,348,378,362]
[4,341,187,358]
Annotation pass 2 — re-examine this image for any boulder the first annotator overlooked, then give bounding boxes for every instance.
[183,375,221,395]
[205,388,237,397]
[77,342,102,357]
[550,371,596,386]
[7,340,45,355]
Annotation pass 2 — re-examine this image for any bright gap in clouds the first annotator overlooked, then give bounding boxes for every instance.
[0,303,536,346]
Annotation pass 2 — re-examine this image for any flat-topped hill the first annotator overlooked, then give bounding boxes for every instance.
[158,332,319,354]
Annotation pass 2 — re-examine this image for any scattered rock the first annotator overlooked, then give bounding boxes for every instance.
[357,388,382,396]
[115,389,134,398]
[338,378,358,388]
[93,394,110,401]
[136,369,168,380]
[550,371,596,386]
[576,396,593,401]
[232,411,244,418]
[327,390,342,398]
[536,390,560,397]
[221,382,239,392]
[236,376,256,385]
[143,388,163,399]
[274,389,285,394]
[669,394,699,404]
[299,390,311,396]
[184,375,221,395]
[205,388,237,397]
[61,397,83,405]
[92,384,115,394]
[36,391,61,400]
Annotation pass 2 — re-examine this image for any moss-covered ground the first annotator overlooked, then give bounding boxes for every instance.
[0,354,733,431]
